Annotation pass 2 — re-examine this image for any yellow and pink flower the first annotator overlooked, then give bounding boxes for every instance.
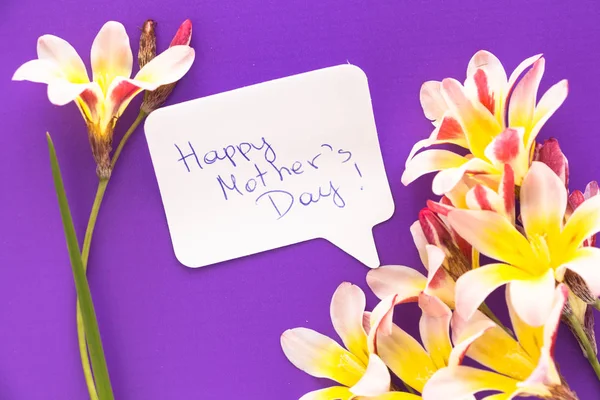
[402,50,568,195]
[13,21,195,178]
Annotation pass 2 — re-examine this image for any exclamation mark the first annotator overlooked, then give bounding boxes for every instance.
[354,163,363,190]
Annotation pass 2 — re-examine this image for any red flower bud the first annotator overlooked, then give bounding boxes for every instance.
[534,138,569,187]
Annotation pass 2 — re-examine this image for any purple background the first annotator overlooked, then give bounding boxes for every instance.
[1,0,600,398]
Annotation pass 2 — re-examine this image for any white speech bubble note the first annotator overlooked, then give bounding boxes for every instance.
[144,65,395,268]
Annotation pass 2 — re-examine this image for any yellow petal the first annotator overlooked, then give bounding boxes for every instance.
[527,79,568,151]
[281,328,365,387]
[418,293,452,369]
[560,194,600,258]
[454,310,535,381]
[508,58,545,133]
[331,283,369,365]
[367,393,422,400]
[300,386,354,400]
[520,162,567,247]
[91,21,133,92]
[448,209,534,268]
[377,323,437,393]
[440,78,503,159]
[505,286,543,363]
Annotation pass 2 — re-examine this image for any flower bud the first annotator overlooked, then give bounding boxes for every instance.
[534,138,569,187]
[563,289,597,357]
[138,20,157,68]
[419,208,470,280]
[564,269,597,304]
[140,19,193,114]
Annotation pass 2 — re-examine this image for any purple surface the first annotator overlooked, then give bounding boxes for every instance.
[1,0,600,398]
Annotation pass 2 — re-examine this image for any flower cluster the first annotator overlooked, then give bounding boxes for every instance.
[282,51,600,399]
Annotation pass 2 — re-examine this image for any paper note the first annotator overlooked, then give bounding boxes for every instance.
[144,65,395,268]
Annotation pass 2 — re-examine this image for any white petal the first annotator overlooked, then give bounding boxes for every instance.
[12,59,61,83]
[47,80,99,106]
[508,269,556,327]
[134,45,195,86]
[37,34,89,83]
[91,21,133,86]
[349,355,391,397]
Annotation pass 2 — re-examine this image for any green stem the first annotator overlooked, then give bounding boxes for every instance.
[76,110,147,399]
[566,310,600,381]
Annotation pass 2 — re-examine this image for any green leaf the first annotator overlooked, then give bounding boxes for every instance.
[47,133,114,400]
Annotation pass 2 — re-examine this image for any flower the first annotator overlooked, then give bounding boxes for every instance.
[448,161,600,326]
[140,19,193,114]
[402,50,568,195]
[280,283,401,399]
[369,292,493,397]
[13,21,195,178]
[422,285,576,400]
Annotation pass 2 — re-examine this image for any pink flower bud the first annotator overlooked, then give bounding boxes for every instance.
[140,19,193,114]
[534,138,569,187]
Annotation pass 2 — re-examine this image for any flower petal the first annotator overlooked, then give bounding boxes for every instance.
[422,366,519,400]
[559,247,600,297]
[465,50,507,121]
[441,78,503,159]
[410,220,429,268]
[418,293,452,369]
[299,386,353,400]
[455,263,532,322]
[448,209,533,267]
[349,355,391,397]
[527,79,569,151]
[36,34,89,83]
[483,128,528,181]
[449,311,496,368]
[402,150,467,186]
[560,194,600,257]
[281,328,364,387]
[91,21,133,90]
[12,59,62,83]
[47,80,101,107]
[498,164,516,223]
[454,310,536,380]
[508,58,545,131]
[420,81,448,122]
[465,184,504,213]
[369,393,423,400]
[432,158,497,196]
[520,162,567,247]
[368,295,397,354]
[508,269,556,327]
[422,245,455,308]
[331,283,369,365]
[506,286,543,362]
[134,45,195,86]
[377,322,437,393]
[366,266,426,302]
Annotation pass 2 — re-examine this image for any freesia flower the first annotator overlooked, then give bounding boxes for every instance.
[402,50,568,195]
[370,292,493,397]
[448,161,600,326]
[13,21,195,178]
[281,283,407,399]
[422,285,577,400]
